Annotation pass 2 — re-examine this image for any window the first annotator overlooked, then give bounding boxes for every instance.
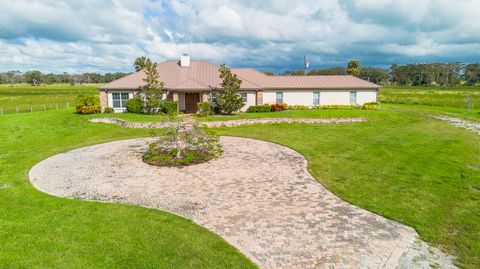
[313,91,320,105]
[112,92,130,108]
[240,93,247,103]
[276,92,283,104]
[349,91,357,104]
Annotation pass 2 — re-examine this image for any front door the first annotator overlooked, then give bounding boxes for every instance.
[184,93,200,113]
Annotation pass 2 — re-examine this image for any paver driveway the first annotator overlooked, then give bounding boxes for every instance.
[30,137,416,268]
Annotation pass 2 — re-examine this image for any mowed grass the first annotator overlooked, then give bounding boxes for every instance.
[207,107,480,269]
[0,110,257,269]
[379,85,480,108]
[0,84,99,114]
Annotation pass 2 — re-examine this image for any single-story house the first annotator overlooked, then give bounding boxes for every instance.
[99,54,379,113]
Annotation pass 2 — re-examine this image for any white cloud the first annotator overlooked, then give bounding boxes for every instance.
[0,0,479,73]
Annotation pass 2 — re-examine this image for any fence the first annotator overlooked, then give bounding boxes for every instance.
[0,102,74,115]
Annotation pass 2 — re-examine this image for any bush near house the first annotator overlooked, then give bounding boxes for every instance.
[314,104,362,110]
[160,100,178,115]
[75,95,101,114]
[270,103,288,112]
[246,104,271,113]
[197,102,214,117]
[126,97,144,113]
[288,105,310,110]
[103,107,114,114]
[362,102,380,110]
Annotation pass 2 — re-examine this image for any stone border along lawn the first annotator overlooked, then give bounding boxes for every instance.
[89,117,366,128]
[29,136,456,269]
[434,115,480,135]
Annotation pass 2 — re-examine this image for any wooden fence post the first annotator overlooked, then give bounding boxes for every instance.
[0,108,2,115]
[16,107,19,114]
[56,103,58,110]
[67,102,70,109]
[30,107,32,112]
[43,105,46,111]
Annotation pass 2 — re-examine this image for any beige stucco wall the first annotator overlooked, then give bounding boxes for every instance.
[263,89,378,106]
[238,91,257,111]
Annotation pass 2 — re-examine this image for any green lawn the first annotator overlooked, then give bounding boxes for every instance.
[0,110,257,269]
[207,107,479,269]
[1,105,479,268]
[0,84,99,114]
[379,85,480,109]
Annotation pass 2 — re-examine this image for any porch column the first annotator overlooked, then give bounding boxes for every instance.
[201,92,209,102]
[99,90,108,111]
[256,90,263,105]
[172,92,180,113]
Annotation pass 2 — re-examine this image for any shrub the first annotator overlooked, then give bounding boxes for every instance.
[314,104,361,110]
[197,102,214,117]
[103,107,114,113]
[270,103,288,112]
[362,102,380,110]
[288,105,310,110]
[126,97,144,113]
[160,100,178,115]
[76,95,101,114]
[77,106,101,114]
[246,105,271,113]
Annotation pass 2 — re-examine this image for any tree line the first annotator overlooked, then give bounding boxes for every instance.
[0,71,129,85]
[2,61,480,87]
[280,62,480,86]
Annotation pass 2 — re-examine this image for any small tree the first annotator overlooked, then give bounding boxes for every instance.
[347,60,361,77]
[142,62,165,114]
[215,64,244,115]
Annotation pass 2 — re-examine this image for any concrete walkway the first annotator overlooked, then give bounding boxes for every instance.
[30,137,417,269]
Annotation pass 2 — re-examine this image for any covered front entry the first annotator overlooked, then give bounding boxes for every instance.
[184,93,200,113]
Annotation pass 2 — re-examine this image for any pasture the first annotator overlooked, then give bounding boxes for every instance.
[0,84,98,114]
[379,85,480,109]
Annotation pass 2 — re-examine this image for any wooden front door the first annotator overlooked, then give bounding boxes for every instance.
[184,93,200,113]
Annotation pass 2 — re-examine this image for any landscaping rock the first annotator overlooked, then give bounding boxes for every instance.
[89,117,367,129]
[434,116,480,135]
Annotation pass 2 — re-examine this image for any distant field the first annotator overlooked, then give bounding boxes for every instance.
[0,84,99,114]
[379,86,480,109]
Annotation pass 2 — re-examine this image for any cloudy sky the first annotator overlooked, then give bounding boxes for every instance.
[1,0,480,73]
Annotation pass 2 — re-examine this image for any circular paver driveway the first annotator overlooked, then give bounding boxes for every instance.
[30,137,416,269]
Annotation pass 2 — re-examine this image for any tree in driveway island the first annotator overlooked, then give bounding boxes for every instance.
[215,64,245,115]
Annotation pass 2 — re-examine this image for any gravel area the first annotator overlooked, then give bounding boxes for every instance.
[435,115,480,135]
[89,117,366,128]
[29,137,455,268]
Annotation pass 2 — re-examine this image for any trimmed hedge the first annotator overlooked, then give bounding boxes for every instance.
[76,95,101,114]
[314,104,361,110]
[362,102,380,110]
[126,97,144,113]
[77,106,101,114]
[288,105,310,110]
[246,104,271,113]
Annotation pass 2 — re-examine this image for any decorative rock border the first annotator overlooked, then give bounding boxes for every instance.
[89,117,367,128]
[434,116,480,135]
